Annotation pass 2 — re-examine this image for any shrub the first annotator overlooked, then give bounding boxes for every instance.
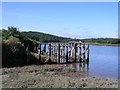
[2,38,27,67]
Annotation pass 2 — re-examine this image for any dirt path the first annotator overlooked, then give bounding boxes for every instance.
[2,64,118,88]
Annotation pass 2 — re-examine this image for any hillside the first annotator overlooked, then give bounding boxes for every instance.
[2,27,120,44]
[22,31,72,42]
[22,31,120,44]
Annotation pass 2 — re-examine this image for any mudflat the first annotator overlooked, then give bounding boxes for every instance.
[2,64,118,88]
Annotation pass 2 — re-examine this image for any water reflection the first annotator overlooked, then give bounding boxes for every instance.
[64,62,89,77]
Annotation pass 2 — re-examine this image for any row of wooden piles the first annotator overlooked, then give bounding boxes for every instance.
[37,41,89,64]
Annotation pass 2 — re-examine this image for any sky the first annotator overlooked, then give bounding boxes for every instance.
[2,2,118,39]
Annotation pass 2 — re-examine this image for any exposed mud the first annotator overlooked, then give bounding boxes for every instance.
[2,64,118,88]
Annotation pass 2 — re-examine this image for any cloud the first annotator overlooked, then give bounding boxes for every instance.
[54,29,118,39]
[101,32,118,38]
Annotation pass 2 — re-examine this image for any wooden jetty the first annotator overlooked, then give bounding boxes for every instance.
[35,41,89,64]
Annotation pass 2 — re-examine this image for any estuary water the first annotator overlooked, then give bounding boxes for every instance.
[65,45,118,79]
[89,45,118,79]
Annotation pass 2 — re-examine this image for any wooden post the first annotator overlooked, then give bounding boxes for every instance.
[72,43,75,62]
[51,44,53,55]
[66,45,68,63]
[63,45,66,56]
[69,43,71,58]
[60,46,62,63]
[74,43,77,63]
[83,43,86,61]
[54,45,55,56]
[71,44,72,58]
[57,44,60,64]
[54,45,57,58]
[63,45,65,63]
[48,43,51,63]
[79,43,82,62]
[77,43,80,61]
[43,44,46,53]
[38,44,41,63]
[87,44,89,62]
[72,43,77,63]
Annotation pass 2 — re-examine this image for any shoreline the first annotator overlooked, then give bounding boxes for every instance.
[2,64,118,88]
[86,43,120,46]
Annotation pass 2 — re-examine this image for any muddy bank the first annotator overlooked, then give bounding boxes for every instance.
[2,64,118,88]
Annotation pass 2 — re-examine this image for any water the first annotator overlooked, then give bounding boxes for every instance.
[39,44,118,79]
[65,45,118,79]
[89,45,118,79]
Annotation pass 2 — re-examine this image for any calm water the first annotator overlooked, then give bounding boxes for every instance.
[40,44,118,79]
[89,45,118,79]
[65,45,118,79]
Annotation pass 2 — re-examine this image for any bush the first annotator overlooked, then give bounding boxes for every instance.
[2,27,38,67]
[2,38,27,67]
[22,39,36,52]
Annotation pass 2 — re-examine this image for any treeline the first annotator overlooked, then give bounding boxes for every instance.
[22,31,72,42]
[82,38,120,44]
[22,31,120,44]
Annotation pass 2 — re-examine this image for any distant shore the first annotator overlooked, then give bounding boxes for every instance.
[2,64,118,88]
[86,43,120,46]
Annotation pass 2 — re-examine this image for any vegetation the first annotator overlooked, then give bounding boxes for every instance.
[82,38,120,44]
[2,27,37,67]
[22,31,72,42]
[2,26,120,67]
[2,38,27,67]
[22,31,120,44]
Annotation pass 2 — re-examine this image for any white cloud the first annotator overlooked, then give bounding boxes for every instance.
[101,32,118,38]
[54,29,118,39]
